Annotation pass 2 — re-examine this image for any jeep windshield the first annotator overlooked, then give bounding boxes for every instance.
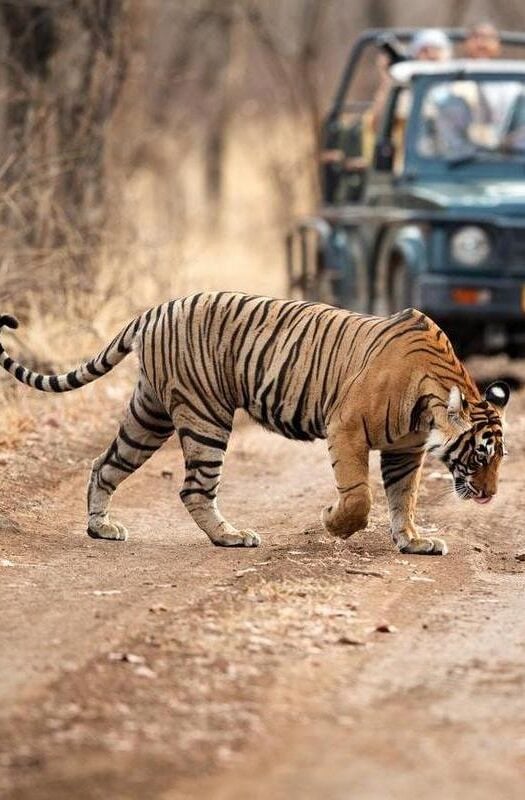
[414,76,525,170]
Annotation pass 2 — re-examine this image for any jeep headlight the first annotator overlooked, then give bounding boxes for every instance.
[451,226,491,267]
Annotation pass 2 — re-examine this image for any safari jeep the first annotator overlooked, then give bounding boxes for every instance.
[286,29,525,357]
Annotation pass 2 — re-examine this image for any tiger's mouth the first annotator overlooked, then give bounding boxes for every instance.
[454,478,494,504]
[472,494,493,505]
[467,484,494,504]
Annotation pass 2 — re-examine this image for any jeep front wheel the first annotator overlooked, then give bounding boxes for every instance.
[387,257,411,314]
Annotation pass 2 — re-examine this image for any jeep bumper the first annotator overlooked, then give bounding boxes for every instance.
[413,274,525,356]
[414,274,525,320]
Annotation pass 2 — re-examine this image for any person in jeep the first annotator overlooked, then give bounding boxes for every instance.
[464,21,502,59]
[418,78,523,159]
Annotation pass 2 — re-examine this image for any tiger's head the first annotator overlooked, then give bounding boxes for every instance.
[428,381,510,504]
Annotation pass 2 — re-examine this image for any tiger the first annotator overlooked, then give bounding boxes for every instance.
[0,292,509,556]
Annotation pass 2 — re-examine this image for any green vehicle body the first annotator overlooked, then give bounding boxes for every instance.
[286,28,525,357]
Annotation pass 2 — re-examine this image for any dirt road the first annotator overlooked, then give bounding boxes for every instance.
[1,370,525,800]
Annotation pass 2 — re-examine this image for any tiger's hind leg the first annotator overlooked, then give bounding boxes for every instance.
[174,408,260,547]
[381,447,448,555]
[87,380,174,541]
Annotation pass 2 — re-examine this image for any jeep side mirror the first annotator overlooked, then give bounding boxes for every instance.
[374,139,394,171]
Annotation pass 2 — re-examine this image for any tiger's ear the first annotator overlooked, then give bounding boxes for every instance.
[447,385,464,422]
[485,381,510,410]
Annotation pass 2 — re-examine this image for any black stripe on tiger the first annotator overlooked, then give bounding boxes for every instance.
[381,450,423,490]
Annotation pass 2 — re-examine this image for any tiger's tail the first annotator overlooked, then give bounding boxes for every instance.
[0,313,144,392]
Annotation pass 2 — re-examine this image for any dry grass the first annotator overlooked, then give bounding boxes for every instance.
[0,113,315,446]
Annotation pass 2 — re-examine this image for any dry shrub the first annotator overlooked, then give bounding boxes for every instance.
[0,110,314,446]
[0,2,321,446]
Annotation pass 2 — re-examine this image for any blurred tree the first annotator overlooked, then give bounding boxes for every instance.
[146,0,241,227]
[0,0,127,278]
[246,0,331,202]
[200,1,236,224]
[365,0,393,29]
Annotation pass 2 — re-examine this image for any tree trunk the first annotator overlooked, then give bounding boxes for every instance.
[202,5,235,226]
[0,1,127,286]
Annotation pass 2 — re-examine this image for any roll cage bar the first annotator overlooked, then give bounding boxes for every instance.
[328,28,525,123]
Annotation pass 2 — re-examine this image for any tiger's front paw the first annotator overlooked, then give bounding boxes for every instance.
[87,517,128,542]
[399,536,448,556]
[321,504,368,539]
[210,529,261,548]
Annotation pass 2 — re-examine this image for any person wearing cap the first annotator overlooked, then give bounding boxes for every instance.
[321,29,453,197]
[370,29,452,134]
[409,29,453,61]
[382,30,453,170]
